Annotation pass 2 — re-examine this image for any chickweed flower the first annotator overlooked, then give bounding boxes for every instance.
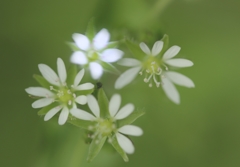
[25,58,94,125]
[70,28,124,80]
[70,90,143,161]
[115,36,195,104]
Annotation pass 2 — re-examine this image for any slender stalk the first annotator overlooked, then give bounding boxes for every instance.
[145,0,174,23]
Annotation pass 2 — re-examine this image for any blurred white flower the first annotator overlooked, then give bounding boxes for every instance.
[25,58,94,125]
[70,94,143,154]
[115,41,194,104]
[71,28,124,79]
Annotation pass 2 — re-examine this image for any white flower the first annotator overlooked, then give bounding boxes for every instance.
[25,58,94,125]
[70,94,143,154]
[70,28,124,79]
[115,41,195,104]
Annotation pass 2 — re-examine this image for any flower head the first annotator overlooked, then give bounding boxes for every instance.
[25,58,94,125]
[70,28,124,79]
[115,39,195,104]
[70,93,143,157]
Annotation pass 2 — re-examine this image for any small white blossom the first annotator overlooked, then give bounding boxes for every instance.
[71,28,124,79]
[25,58,94,125]
[70,94,143,154]
[115,41,195,104]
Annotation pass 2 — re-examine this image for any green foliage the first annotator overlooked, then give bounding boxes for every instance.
[67,119,94,130]
[118,110,145,128]
[98,61,120,75]
[125,39,146,60]
[66,65,77,86]
[104,41,119,49]
[37,103,59,116]
[75,88,94,96]
[160,34,169,53]
[87,136,107,162]
[111,135,129,162]
[66,42,80,51]
[97,88,110,118]
[33,74,51,89]
[86,18,96,41]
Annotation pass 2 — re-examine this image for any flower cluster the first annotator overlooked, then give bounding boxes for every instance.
[25,23,195,162]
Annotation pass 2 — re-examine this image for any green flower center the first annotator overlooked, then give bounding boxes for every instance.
[51,86,76,106]
[140,56,168,87]
[87,50,99,61]
[97,119,116,136]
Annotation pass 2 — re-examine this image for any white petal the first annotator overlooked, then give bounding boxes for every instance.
[57,58,67,84]
[118,125,143,136]
[74,68,85,87]
[32,98,53,108]
[116,133,134,154]
[100,49,123,63]
[93,28,110,50]
[139,42,151,55]
[164,71,195,88]
[152,41,163,56]
[70,108,96,121]
[161,77,180,104]
[58,107,69,125]
[75,95,87,105]
[70,51,88,65]
[115,67,141,89]
[76,83,94,90]
[72,33,90,51]
[44,106,63,121]
[114,104,134,120]
[162,45,181,60]
[25,87,54,97]
[117,58,141,67]
[89,62,103,79]
[164,59,194,67]
[38,64,60,86]
[109,94,121,117]
[87,95,100,117]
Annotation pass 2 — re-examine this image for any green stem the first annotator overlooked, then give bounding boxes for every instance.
[145,0,174,23]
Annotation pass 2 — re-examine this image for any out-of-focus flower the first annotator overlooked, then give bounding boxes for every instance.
[70,28,124,79]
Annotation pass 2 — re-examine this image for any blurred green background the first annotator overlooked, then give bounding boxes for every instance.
[1,0,240,166]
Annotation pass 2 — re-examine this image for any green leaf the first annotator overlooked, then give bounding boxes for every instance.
[37,103,59,116]
[111,135,129,162]
[66,65,77,86]
[67,119,94,130]
[86,18,96,41]
[87,135,107,162]
[118,110,145,128]
[99,61,120,75]
[161,34,169,53]
[125,39,146,60]
[104,41,119,49]
[97,88,110,118]
[66,42,80,51]
[75,88,94,96]
[33,74,51,89]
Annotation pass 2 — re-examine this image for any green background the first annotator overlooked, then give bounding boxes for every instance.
[1,0,240,166]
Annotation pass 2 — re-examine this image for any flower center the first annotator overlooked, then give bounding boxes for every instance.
[87,48,99,61]
[50,86,76,106]
[97,119,116,136]
[140,56,168,87]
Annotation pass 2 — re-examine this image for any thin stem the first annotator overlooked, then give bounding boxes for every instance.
[144,0,174,23]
